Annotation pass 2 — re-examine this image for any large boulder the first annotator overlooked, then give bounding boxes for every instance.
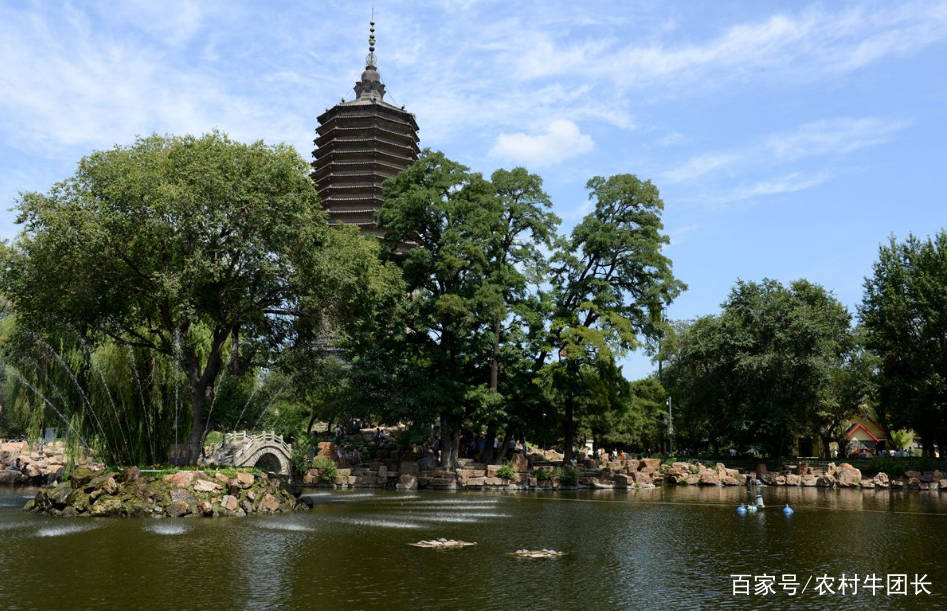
[233,472,255,488]
[162,471,195,489]
[631,471,653,485]
[638,458,661,472]
[698,472,720,486]
[511,453,529,473]
[785,474,801,486]
[816,474,836,488]
[872,472,890,488]
[835,464,862,488]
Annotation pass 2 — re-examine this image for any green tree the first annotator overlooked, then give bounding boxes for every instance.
[374,150,497,467]
[539,175,684,461]
[860,231,947,456]
[0,132,399,463]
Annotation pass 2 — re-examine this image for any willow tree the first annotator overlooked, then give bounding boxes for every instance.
[1,132,401,463]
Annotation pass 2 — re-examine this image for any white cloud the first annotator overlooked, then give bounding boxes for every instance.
[765,117,910,160]
[662,153,740,183]
[726,171,832,201]
[489,119,594,167]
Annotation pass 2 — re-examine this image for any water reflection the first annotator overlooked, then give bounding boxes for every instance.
[0,486,943,610]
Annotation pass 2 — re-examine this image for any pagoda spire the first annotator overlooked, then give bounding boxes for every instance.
[354,12,385,101]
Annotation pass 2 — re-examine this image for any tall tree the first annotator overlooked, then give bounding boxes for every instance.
[375,150,497,467]
[539,175,685,461]
[860,231,947,455]
[0,132,400,462]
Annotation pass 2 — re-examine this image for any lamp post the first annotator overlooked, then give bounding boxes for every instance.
[667,396,674,457]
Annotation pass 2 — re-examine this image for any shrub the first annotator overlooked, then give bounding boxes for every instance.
[497,462,516,480]
[290,436,316,475]
[312,456,338,482]
[555,466,579,486]
[535,468,553,481]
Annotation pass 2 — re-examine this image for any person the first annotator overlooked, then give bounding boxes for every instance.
[375,427,383,441]
[521,439,528,457]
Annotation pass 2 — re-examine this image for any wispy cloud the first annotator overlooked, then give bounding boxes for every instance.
[662,153,740,183]
[661,115,908,206]
[765,117,910,160]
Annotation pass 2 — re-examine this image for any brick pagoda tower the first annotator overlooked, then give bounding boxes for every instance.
[311,18,420,240]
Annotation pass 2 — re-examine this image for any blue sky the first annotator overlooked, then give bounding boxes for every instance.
[1,1,945,379]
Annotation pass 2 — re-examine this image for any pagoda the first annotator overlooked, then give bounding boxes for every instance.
[311,18,420,241]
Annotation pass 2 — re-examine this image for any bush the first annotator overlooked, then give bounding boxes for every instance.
[555,466,579,486]
[497,462,516,480]
[534,468,553,481]
[290,436,316,475]
[312,456,338,482]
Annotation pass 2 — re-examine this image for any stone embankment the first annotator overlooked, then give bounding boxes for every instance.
[302,445,947,494]
[0,440,101,486]
[26,467,299,518]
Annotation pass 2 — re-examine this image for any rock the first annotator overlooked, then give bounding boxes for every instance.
[122,467,140,482]
[785,474,801,486]
[873,472,890,488]
[397,474,418,490]
[775,475,786,486]
[796,461,811,475]
[214,472,230,485]
[90,497,125,517]
[234,472,254,488]
[258,493,282,513]
[162,471,195,489]
[591,478,614,489]
[721,476,739,486]
[631,471,653,485]
[801,474,817,487]
[377,465,388,479]
[614,474,632,488]
[860,480,875,488]
[891,480,904,489]
[102,476,118,495]
[49,485,73,508]
[685,474,700,486]
[200,501,214,516]
[699,472,721,485]
[638,458,661,471]
[400,461,419,476]
[511,453,529,473]
[170,489,197,505]
[70,467,98,488]
[816,474,836,488]
[193,479,222,493]
[0,470,23,485]
[835,464,862,488]
[907,477,921,490]
[939,479,947,491]
[220,495,239,511]
[167,500,190,517]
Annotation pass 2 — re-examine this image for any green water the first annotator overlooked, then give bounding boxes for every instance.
[0,486,944,610]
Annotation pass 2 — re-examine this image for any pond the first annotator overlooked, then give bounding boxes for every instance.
[0,485,944,609]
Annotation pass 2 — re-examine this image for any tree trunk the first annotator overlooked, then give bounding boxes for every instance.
[820,435,831,460]
[563,394,575,463]
[481,425,497,464]
[186,386,207,465]
[439,413,460,469]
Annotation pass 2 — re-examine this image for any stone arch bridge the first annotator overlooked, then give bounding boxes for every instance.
[205,431,293,476]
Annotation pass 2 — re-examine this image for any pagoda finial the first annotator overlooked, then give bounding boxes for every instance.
[366,10,377,69]
[354,11,386,101]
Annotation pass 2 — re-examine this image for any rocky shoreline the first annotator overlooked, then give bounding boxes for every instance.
[303,451,947,493]
[0,440,101,486]
[25,467,299,518]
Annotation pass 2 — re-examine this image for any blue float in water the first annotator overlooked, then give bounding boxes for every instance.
[782,504,794,515]
[736,506,747,515]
